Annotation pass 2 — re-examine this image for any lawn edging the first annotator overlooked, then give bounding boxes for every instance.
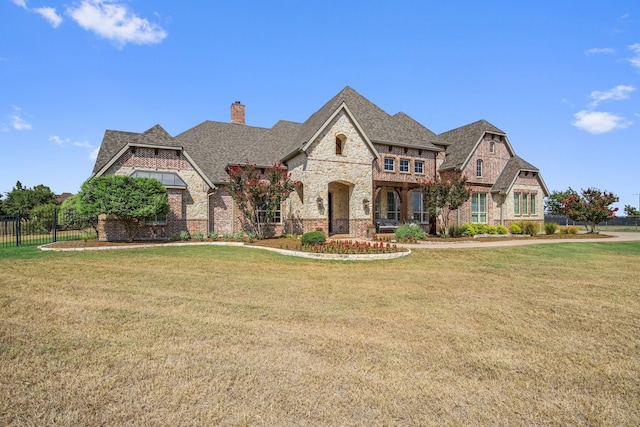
[38,241,411,261]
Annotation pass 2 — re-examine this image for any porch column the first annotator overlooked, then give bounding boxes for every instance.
[400,185,409,223]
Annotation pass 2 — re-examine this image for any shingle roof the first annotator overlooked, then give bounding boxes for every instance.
[492,156,543,195]
[174,121,270,183]
[282,86,444,156]
[92,124,177,175]
[438,119,506,171]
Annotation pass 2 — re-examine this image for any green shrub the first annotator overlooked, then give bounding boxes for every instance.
[192,231,204,241]
[496,225,508,235]
[395,223,426,240]
[562,226,579,234]
[544,222,559,235]
[448,225,467,238]
[301,230,326,245]
[509,223,522,235]
[521,222,538,236]
[208,231,219,239]
[234,232,246,241]
[179,230,190,241]
[222,232,234,240]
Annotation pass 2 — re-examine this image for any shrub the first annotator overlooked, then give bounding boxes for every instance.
[234,232,246,241]
[496,225,508,235]
[521,221,538,236]
[179,230,190,241]
[208,231,219,239]
[560,226,579,235]
[395,223,426,240]
[509,223,522,235]
[222,232,234,240]
[300,230,326,245]
[544,222,558,235]
[192,231,204,241]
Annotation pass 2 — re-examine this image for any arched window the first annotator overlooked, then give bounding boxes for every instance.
[335,134,346,155]
[476,159,483,177]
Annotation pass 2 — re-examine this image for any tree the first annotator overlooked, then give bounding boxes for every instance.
[2,181,57,218]
[226,163,299,239]
[0,193,4,215]
[545,190,570,215]
[559,187,619,233]
[77,175,169,241]
[59,194,98,234]
[420,173,471,237]
[624,204,640,218]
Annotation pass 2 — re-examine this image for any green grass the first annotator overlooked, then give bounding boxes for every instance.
[1,242,640,425]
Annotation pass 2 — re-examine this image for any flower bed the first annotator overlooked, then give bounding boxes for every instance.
[301,240,401,254]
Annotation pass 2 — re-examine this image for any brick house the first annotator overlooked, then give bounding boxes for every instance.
[91,86,549,240]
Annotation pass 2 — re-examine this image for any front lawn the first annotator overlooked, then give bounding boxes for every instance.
[1,243,639,425]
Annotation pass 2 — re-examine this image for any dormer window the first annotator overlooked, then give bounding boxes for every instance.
[335,134,346,155]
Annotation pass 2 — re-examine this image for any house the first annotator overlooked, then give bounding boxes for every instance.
[91,86,549,241]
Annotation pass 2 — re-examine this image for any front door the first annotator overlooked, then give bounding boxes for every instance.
[328,192,333,234]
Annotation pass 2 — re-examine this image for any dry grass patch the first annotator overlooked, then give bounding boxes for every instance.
[1,243,640,425]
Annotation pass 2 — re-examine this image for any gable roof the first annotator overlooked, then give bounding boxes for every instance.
[92,124,180,176]
[492,156,549,196]
[438,119,508,171]
[282,86,445,157]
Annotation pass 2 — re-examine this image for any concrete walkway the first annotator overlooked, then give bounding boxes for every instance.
[390,231,640,250]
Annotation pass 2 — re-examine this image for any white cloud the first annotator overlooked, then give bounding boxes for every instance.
[67,0,167,47]
[50,135,96,158]
[585,48,615,55]
[34,7,63,28]
[8,106,32,131]
[589,85,635,107]
[572,110,632,134]
[629,43,640,71]
[11,0,28,9]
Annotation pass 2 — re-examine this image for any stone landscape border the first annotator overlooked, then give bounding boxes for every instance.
[39,241,411,261]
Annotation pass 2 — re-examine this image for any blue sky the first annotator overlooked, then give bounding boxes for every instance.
[1,0,639,211]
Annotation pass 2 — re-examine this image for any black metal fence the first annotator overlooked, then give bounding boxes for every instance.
[544,215,639,228]
[0,209,95,248]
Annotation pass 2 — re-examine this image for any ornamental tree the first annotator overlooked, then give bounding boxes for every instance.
[559,187,619,233]
[624,205,640,218]
[226,163,299,239]
[77,175,169,241]
[420,173,471,237]
[545,190,571,215]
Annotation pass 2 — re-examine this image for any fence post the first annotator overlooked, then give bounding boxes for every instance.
[16,215,20,247]
[53,208,58,243]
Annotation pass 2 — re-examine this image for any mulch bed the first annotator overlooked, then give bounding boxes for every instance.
[44,233,611,251]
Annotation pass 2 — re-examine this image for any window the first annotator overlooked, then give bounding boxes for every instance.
[414,160,424,174]
[530,194,537,215]
[130,170,187,188]
[412,192,428,223]
[386,191,399,221]
[514,192,520,215]
[490,141,495,153]
[476,159,483,177]
[522,194,528,215]
[257,204,282,223]
[335,135,345,155]
[145,214,167,225]
[384,157,395,171]
[399,159,410,173]
[471,193,487,223]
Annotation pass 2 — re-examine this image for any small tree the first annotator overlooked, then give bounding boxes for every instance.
[227,163,298,239]
[77,175,169,241]
[420,173,471,237]
[559,187,619,233]
[3,181,57,218]
[59,194,99,234]
[624,204,640,218]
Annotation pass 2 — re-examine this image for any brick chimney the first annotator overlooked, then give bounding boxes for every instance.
[231,101,245,124]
